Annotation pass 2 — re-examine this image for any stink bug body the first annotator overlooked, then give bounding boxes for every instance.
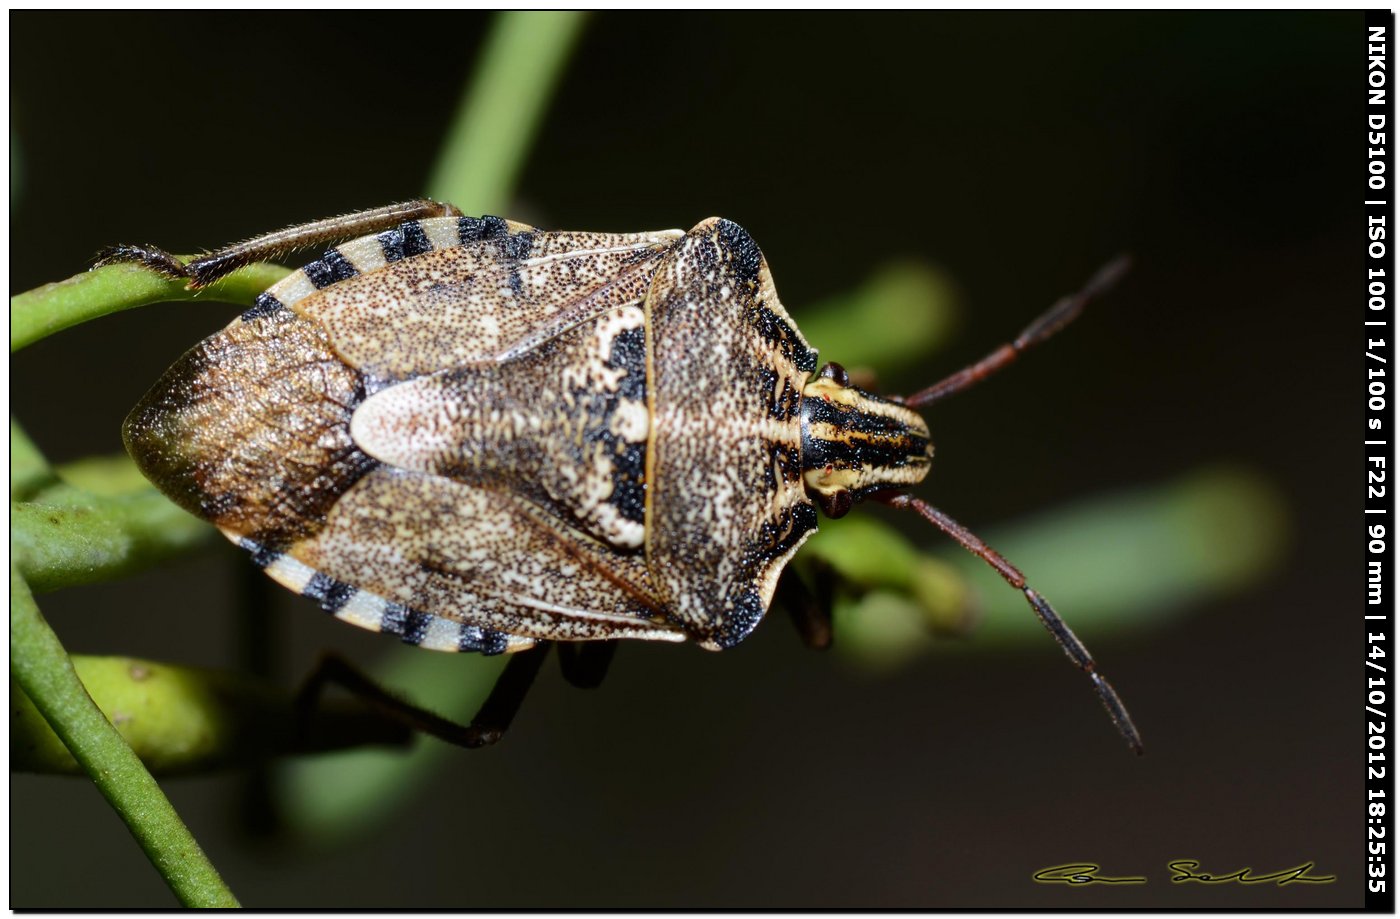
[105,199,1141,753]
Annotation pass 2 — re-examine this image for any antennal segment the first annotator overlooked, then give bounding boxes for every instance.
[901,255,1132,409]
[878,493,1144,754]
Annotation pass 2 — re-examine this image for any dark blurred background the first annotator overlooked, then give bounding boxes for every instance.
[11,11,1364,908]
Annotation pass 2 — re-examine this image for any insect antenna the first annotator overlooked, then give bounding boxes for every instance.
[877,493,1144,754]
[900,255,1132,408]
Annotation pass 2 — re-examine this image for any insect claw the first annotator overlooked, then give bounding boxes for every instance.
[463,727,505,748]
[93,243,192,281]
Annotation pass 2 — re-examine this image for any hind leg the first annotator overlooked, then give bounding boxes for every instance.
[295,642,551,749]
[95,199,463,288]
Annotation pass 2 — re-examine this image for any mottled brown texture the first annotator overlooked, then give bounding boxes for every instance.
[124,212,930,654]
[123,308,376,548]
[352,304,652,549]
[289,220,681,381]
[644,219,821,649]
[288,467,682,643]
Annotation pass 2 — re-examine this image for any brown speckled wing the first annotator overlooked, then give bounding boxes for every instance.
[269,217,684,381]
[351,303,654,550]
[644,219,821,649]
[280,466,685,646]
[125,272,682,655]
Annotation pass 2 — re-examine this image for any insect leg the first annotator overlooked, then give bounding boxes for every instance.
[899,255,1131,408]
[878,493,1144,754]
[556,641,618,689]
[91,242,192,281]
[776,560,837,650]
[93,199,464,289]
[464,643,554,746]
[295,643,551,749]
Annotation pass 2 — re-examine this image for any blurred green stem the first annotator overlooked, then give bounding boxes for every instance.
[426,12,589,212]
[11,416,54,500]
[939,465,1288,640]
[819,465,1288,672]
[10,568,239,907]
[797,260,959,374]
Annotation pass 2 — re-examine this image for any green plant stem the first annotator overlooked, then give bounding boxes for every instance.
[55,452,151,497]
[13,655,410,775]
[10,569,239,907]
[12,484,214,593]
[11,416,55,499]
[426,11,589,211]
[10,259,288,352]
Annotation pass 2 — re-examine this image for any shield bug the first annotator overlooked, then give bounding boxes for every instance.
[102,199,1142,753]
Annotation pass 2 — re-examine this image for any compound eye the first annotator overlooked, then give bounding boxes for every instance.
[818,361,849,387]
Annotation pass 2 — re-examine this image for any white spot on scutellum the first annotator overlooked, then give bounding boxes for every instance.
[350,382,458,472]
[610,398,649,442]
[590,502,644,547]
[582,446,615,505]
